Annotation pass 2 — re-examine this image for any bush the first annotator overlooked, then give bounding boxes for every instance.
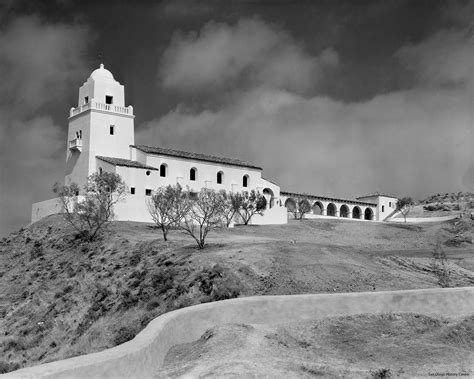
[0,361,21,374]
[113,326,137,346]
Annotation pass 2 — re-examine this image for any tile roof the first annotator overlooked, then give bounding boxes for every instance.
[131,145,262,170]
[281,191,377,207]
[96,156,158,170]
[356,193,398,200]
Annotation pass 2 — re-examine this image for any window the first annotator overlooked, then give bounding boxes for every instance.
[217,171,223,184]
[189,192,198,200]
[382,205,385,212]
[146,170,151,176]
[131,187,135,195]
[145,189,152,196]
[160,164,167,177]
[84,96,89,104]
[389,202,392,207]
[110,125,114,135]
[105,95,113,104]
[79,130,82,139]
[99,167,103,175]
[243,174,249,188]
[190,167,197,181]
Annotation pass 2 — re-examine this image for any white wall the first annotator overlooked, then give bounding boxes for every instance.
[31,198,64,224]
[134,151,263,195]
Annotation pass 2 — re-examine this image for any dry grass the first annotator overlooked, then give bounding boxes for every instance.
[0,214,473,372]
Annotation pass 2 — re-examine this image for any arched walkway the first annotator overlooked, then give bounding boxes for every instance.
[312,201,324,215]
[262,188,275,208]
[364,208,374,220]
[340,204,349,218]
[327,203,337,217]
[352,206,361,219]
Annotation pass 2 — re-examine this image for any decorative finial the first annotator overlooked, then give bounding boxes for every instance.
[100,63,104,69]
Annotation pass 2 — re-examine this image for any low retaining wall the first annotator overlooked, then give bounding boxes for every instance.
[6,287,474,379]
[386,214,460,223]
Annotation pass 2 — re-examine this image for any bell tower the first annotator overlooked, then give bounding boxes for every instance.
[65,64,135,190]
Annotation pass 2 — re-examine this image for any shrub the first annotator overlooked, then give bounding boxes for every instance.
[113,326,137,346]
[0,361,21,374]
[431,242,452,288]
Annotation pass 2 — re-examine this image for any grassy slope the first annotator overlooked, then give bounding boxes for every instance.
[1,215,473,372]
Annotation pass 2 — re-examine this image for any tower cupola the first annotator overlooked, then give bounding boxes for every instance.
[77,63,125,108]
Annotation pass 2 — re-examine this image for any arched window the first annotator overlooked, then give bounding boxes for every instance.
[217,171,223,184]
[243,174,249,188]
[160,164,167,177]
[190,167,197,181]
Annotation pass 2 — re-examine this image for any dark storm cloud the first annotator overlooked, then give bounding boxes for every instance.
[0,16,91,236]
[160,18,338,94]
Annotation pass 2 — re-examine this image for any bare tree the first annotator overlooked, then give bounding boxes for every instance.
[220,190,243,227]
[53,172,127,241]
[297,198,311,219]
[146,184,188,241]
[396,197,414,222]
[179,189,225,249]
[238,190,267,225]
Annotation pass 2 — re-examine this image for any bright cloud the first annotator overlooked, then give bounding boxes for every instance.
[143,18,473,200]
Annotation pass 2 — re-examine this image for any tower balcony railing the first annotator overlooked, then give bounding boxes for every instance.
[69,138,82,152]
[69,99,134,118]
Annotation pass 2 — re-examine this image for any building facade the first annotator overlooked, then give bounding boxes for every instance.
[31,65,397,225]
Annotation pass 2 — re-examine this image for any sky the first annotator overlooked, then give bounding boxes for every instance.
[0,0,473,236]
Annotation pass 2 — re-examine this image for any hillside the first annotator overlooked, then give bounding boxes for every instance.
[1,215,474,373]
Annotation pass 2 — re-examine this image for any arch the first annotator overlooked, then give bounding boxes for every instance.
[284,198,296,213]
[312,201,324,215]
[352,206,361,219]
[160,163,167,177]
[327,203,337,217]
[217,171,223,184]
[243,174,249,188]
[340,204,349,218]
[190,167,197,181]
[364,208,374,220]
[262,188,274,208]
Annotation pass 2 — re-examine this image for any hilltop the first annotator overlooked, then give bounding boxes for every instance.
[1,214,474,372]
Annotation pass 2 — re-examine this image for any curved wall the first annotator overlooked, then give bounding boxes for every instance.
[6,287,474,379]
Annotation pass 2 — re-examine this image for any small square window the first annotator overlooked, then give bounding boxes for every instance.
[105,95,113,104]
[145,189,152,196]
[110,125,114,135]
[131,187,135,195]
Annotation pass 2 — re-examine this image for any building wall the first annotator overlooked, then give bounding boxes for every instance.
[88,111,135,167]
[65,112,91,189]
[31,198,64,224]
[357,195,398,221]
[135,151,263,195]
[111,165,286,225]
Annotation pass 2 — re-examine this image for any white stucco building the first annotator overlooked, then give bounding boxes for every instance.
[31,65,397,225]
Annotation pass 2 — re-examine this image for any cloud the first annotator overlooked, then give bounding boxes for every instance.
[160,18,338,94]
[0,16,91,236]
[142,19,473,201]
[396,28,474,87]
